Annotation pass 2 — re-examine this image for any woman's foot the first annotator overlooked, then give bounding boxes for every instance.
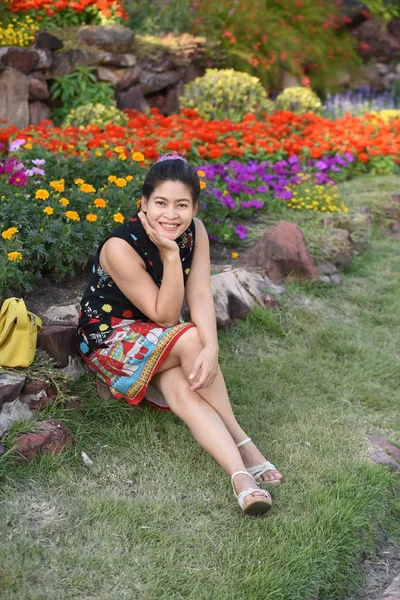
[237,438,283,485]
[231,471,272,515]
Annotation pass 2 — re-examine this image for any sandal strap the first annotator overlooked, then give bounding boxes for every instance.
[231,470,255,497]
[236,487,272,509]
[248,461,277,480]
[236,437,252,448]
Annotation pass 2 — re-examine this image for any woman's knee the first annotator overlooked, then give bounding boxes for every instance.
[174,325,202,355]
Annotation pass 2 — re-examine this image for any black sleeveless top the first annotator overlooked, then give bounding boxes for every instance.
[77,214,196,356]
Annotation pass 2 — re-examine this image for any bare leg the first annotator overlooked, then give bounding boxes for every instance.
[158,328,282,483]
[151,366,267,506]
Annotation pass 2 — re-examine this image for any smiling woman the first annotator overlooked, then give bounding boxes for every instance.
[77,153,282,516]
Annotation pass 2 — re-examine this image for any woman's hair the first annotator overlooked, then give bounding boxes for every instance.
[141,154,200,204]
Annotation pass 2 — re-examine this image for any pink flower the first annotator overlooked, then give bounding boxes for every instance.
[8,170,28,186]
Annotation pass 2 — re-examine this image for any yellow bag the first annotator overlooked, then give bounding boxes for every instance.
[0,297,43,367]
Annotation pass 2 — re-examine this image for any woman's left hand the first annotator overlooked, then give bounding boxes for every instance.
[189,346,219,391]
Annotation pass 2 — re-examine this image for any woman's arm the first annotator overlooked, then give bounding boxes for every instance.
[100,218,184,328]
[185,218,219,389]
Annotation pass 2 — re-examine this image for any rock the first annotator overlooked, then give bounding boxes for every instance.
[382,572,400,599]
[391,221,400,238]
[242,221,319,284]
[3,48,39,73]
[37,324,77,367]
[29,101,51,126]
[210,268,264,329]
[330,274,341,285]
[100,52,137,68]
[316,261,339,276]
[0,373,26,410]
[33,30,63,51]
[15,419,74,462]
[63,397,83,412]
[60,356,85,381]
[147,84,180,115]
[1,377,22,404]
[369,447,400,471]
[319,275,331,284]
[322,228,354,267]
[29,75,49,101]
[116,84,149,111]
[353,18,400,62]
[262,294,279,309]
[23,379,48,395]
[96,66,140,90]
[21,390,53,411]
[0,68,30,128]
[367,435,400,464]
[387,19,400,44]
[43,304,79,323]
[51,49,104,77]
[77,24,134,54]
[247,272,286,295]
[0,398,33,437]
[81,451,93,467]
[139,67,184,94]
[34,49,53,70]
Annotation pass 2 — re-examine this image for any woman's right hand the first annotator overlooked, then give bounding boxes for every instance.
[138,211,179,259]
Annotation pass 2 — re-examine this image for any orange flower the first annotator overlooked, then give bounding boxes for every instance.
[113,213,124,223]
[86,213,98,222]
[65,210,80,221]
[94,198,107,208]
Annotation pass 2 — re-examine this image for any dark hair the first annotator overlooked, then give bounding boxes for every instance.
[141,157,200,204]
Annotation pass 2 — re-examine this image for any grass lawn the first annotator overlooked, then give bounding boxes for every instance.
[0,176,399,600]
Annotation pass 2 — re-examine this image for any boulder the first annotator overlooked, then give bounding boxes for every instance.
[0,68,30,128]
[23,378,49,394]
[367,435,400,464]
[147,84,181,115]
[139,67,184,94]
[100,52,137,68]
[51,49,105,77]
[322,228,354,267]
[116,84,149,111]
[96,66,140,90]
[33,30,63,51]
[242,221,319,284]
[42,304,79,323]
[29,75,49,101]
[15,419,74,462]
[353,18,400,62]
[37,323,77,367]
[34,49,53,70]
[0,373,26,410]
[29,101,51,126]
[210,269,264,329]
[3,48,39,73]
[21,390,53,411]
[0,398,33,437]
[77,24,134,54]
[387,18,400,44]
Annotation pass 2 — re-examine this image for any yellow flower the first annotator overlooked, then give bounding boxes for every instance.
[35,189,49,200]
[2,227,19,240]
[118,154,127,161]
[65,210,80,221]
[108,175,117,183]
[200,181,207,189]
[126,175,133,182]
[80,183,96,193]
[95,151,102,157]
[86,213,98,222]
[132,151,145,162]
[136,199,141,209]
[115,178,127,187]
[7,251,22,261]
[50,179,65,193]
[94,198,107,208]
[43,207,54,215]
[113,212,124,223]
[114,146,124,153]
[74,178,84,184]
[102,304,112,312]
[197,170,206,177]
[103,144,110,149]
[59,197,69,206]
[231,251,239,259]
[24,142,32,149]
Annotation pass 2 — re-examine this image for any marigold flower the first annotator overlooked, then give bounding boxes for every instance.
[80,183,96,193]
[74,178,84,184]
[43,207,54,215]
[197,170,206,177]
[24,143,33,149]
[231,251,239,259]
[126,175,133,181]
[86,213,98,222]
[108,175,117,183]
[94,198,107,208]
[59,197,69,206]
[114,146,124,153]
[65,210,80,221]
[50,179,65,193]
[2,227,19,240]
[35,189,49,200]
[7,251,22,262]
[113,213,124,223]
[115,178,127,187]
[132,151,145,162]
[200,181,207,189]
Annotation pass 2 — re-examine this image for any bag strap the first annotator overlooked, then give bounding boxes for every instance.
[0,298,19,344]
[15,298,29,331]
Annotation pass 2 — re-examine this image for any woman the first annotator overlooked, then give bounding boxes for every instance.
[77,154,282,515]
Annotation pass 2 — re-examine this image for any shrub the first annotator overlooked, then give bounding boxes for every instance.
[180,69,275,122]
[0,14,38,47]
[275,87,323,114]
[63,103,129,129]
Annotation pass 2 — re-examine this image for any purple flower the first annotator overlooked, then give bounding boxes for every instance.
[9,138,26,152]
[8,170,28,186]
[240,200,264,209]
[235,225,248,239]
[316,160,328,171]
[25,167,45,176]
[344,152,355,162]
[256,185,269,193]
[221,194,236,210]
[31,158,46,166]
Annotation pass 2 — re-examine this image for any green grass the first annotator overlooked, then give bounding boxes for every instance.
[0,177,399,599]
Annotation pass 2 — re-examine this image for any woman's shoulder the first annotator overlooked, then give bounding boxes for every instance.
[193,217,207,237]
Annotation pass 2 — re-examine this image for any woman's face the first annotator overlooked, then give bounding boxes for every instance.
[140,180,197,240]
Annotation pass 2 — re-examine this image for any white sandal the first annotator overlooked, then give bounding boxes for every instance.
[237,437,282,487]
[231,471,272,515]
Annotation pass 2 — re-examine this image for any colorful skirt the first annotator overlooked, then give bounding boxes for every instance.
[80,320,194,410]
